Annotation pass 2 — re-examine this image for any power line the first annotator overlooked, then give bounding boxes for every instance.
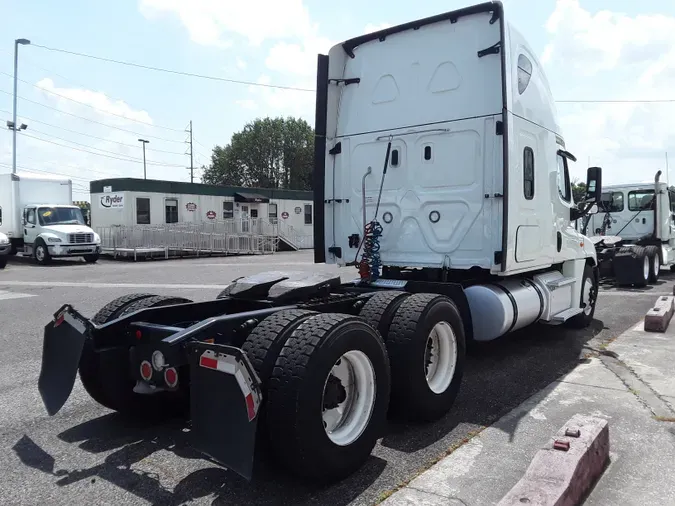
[0,162,92,182]
[0,71,185,132]
[30,43,314,92]
[26,126,186,163]
[0,89,185,143]
[557,99,675,104]
[19,132,186,167]
[16,152,123,178]
[0,108,187,154]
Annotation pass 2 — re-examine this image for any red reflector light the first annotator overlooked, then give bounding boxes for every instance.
[135,330,142,340]
[200,356,218,370]
[54,316,65,327]
[164,367,178,388]
[245,393,256,421]
[140,361,153,380]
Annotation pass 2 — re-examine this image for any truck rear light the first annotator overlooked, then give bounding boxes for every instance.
[164,367,178,388]
[135,330,142,340]
[140,360,153,381]
[151,350,165,371]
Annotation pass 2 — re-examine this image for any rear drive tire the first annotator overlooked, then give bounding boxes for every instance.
[614,246,650,287]
[241,309,317,454]
[358,291,411,340]
[386,293,466,422]
[645,245,660,283]
[34,239,51,265]
[266,313,390,483]
[567,263,598,329]
[78,295,193,418]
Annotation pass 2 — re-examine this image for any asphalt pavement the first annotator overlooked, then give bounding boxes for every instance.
[0,251,671,506]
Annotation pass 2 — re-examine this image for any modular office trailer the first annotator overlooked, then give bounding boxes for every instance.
[89,178,315,245]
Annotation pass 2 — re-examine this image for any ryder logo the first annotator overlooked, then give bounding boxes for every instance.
[99,193,124,209]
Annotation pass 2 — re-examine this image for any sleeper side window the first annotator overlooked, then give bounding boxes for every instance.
[523,147,534,200]
[517,54,533,94]
[136,198,151,224]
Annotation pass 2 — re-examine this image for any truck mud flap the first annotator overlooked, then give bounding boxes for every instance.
[187,342,263,481]
[38,305,89,416]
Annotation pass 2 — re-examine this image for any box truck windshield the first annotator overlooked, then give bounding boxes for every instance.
[38,207,86,226]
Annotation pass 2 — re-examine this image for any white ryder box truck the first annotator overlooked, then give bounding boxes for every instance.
[0,172,101,265]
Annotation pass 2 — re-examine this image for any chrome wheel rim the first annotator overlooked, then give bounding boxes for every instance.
[424,321,458,394]
[643,256,650,280]
[36,246,45,262]
[653,256,659,278]
[322,350,376,446]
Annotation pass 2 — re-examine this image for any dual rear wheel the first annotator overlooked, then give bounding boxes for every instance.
[242,291,466,481]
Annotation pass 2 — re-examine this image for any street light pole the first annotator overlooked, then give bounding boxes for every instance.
[138,139,149,179]
[12,38,30,174]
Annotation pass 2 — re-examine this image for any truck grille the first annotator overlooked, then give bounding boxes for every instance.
[69,233,93,244]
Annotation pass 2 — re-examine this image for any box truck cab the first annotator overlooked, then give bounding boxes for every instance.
[0,172,101,265]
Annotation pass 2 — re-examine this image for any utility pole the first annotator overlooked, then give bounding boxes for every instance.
[12,38,30,174]
[138,139,149,179]
[185,120,194,183]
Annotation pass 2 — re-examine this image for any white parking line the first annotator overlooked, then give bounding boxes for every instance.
[0,290,37,301]
[0,281,228,290]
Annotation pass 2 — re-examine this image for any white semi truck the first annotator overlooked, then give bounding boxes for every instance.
[37,1,603,484]
[583,170,675,286]
[0,172,101,265]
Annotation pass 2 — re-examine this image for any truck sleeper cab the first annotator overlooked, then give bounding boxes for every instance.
[37,1,603,486]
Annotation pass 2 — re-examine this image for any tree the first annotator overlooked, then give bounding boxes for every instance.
[571,177,586,203]
[202,117,314,190]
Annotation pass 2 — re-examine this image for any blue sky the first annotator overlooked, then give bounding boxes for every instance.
[1,0,675,199]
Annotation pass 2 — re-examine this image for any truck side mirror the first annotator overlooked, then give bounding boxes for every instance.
[585,167,602,203]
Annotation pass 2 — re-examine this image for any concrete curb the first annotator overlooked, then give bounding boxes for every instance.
[644,295,674,332]
[496,414,609,506]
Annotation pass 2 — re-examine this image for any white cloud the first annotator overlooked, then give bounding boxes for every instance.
[265,33,333,77]
[364,22,391,34]
[139,0,314,47]
[542,1,675,184]
[243,75,315,123]
[35,78,154,125]
[236,57,247,70]
[0,78,191,197]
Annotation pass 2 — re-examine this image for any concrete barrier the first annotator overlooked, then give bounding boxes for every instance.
[644,295,675,332]
[497,414,609,506]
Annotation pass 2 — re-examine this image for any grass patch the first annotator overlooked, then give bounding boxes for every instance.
[374,428,485,504]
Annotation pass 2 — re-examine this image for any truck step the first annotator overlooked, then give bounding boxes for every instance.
[546,277,576,290]
[350,278,408,289]
[549,307,583,323]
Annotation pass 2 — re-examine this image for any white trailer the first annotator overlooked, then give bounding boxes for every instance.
[0,172,101,265]
[37,1,604,485]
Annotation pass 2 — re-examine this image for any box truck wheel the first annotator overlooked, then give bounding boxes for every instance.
[567,263,598,329]
[645,245,660,283]
[78,295,193,418]
[0,257,6,269]
[266,313,390,482]
[34,239,51,265]
[386,293,466,422]
[359,291,411,340]
[84,253,99,264]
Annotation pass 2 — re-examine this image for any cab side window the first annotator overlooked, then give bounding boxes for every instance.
[556,154,571,202]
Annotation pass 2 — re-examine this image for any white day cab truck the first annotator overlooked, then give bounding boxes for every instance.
[0,172,101,265]
[580,170,675,287]
[37,1,603,484]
